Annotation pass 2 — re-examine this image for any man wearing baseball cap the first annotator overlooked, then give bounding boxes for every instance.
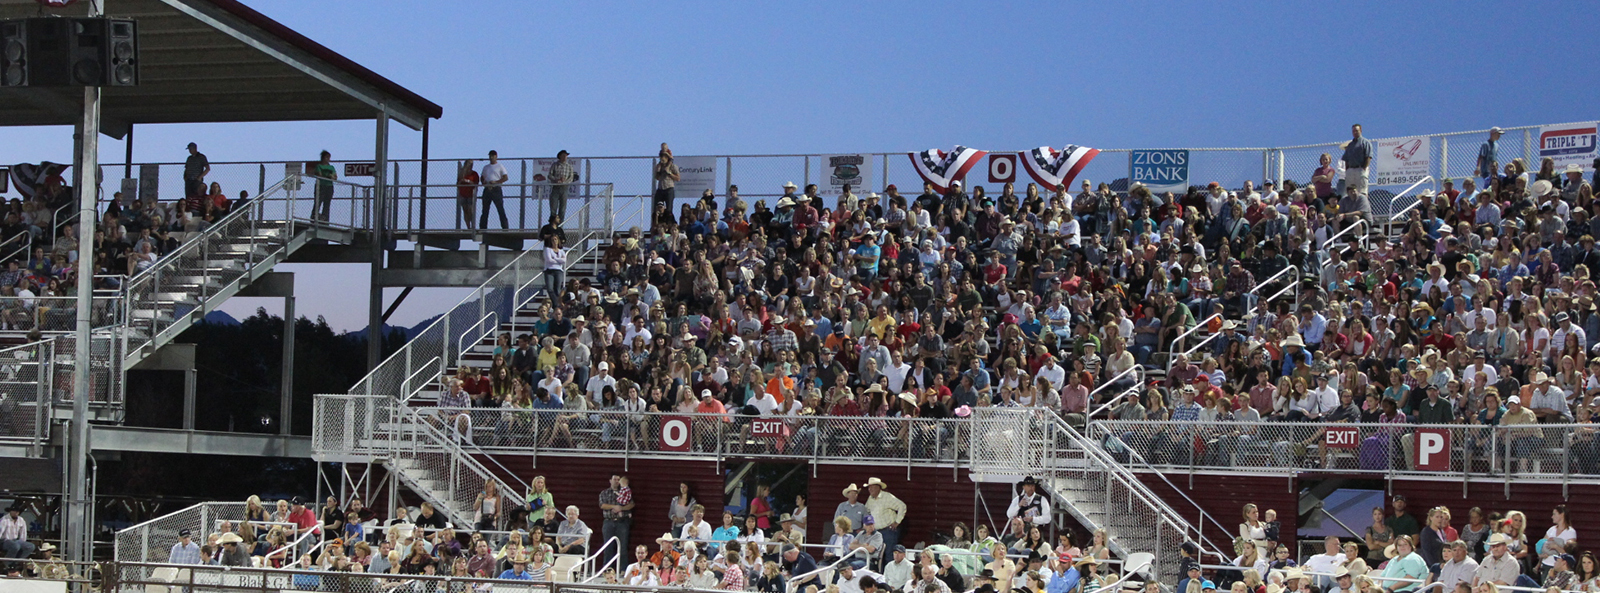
[168,528,201,565]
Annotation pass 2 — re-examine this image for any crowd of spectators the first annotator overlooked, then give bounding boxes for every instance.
[437,128,1600,481]
[1212,496,1595,593]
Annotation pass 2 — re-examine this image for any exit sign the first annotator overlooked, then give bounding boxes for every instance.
[344,162,377,177]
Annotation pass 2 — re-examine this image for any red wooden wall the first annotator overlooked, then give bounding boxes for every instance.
[1137,473,1301,555]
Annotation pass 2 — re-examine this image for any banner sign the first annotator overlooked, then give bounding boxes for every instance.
[1021,145,1100,190]
[910,146,987,195]
[660,416,692,452]
[988,153,1016,184]
[1324,426,1359,449]
[1372,136,1432,186]
[822,154,872,195]
[1129,149,1189,193]
[1539,123,1598,172]
[672,156,718,199]
[751,418,785,439]
[1414,428,1450,471]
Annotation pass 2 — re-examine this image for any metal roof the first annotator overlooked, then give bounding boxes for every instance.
[0,0,441,137]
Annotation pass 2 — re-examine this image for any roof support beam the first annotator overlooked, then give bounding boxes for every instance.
[157,0,430,130]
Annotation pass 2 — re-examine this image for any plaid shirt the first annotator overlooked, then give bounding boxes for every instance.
[550,160,576,185]
[766,329,798,352]
[1225,269,1254,295]
[720,563,745,590]
[600,487,631,521]
[169,541,201,565]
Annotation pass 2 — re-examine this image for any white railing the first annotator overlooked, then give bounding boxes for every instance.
[787,546,871,588]
[386,404,528,527]
[1248,264,1301,312]
[570,536,620,583]
[1320,218,1369,255]
[1381,175,1438,236]
[1087,366,1145,419]
[1165,313,1221,371]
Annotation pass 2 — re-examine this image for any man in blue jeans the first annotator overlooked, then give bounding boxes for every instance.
[0,504,32,562]
[480,150,510,230]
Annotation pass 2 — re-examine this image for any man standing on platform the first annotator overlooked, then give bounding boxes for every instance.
[549,150,576,223]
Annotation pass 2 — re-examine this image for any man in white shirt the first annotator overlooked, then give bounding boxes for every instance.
[1037,355,1066,393]
[1006,476,1052,526]
[680,504,712,542]
[623,316,652,346]
[1552,312,1587,357]
[881,546,915,591]
[1463,352,1499,387]
[1528,372,1572,422]
[1435,540,1479,589]
[883,352,912,394]
[836,562,883,593]
[586,361,617,404]
[1,504,34,561]
[480,150,510,229]
[622,545,659,587]
[1301,536,1345,589]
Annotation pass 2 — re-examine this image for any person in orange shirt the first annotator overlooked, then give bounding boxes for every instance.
[766,362,796,405]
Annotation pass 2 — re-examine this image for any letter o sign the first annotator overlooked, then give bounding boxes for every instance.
[661,416,691,452]
[988,154,1016,184]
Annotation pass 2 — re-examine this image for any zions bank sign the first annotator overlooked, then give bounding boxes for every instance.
[1130,149,1189,193]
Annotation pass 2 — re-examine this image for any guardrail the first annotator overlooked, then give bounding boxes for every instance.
[378,406,972,470]
[387,182,616,238]
[113,501,249,562]
[1088,420,1599,492]
[1320,218,1369,255]
[1248,264,1301,313]
[105,560,735,592]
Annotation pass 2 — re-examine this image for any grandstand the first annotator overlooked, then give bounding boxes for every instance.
[3,3,1600,593]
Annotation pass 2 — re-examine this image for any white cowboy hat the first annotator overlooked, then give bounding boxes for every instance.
[866,477,888,490]
[842,484,860,496]
[218,533,244,544]
[782,181,798,189]
[1531,179,1554,197]
[777,198,795,208]
[1566,164,1585,175]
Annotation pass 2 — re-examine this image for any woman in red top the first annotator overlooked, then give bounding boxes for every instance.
[457,159,479,230]
[749,483,773,530]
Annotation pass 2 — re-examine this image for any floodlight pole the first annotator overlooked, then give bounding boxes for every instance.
[68,0,106,577]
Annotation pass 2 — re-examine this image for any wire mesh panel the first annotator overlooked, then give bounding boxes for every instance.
[0,340,46,446]
[113,502,248,563]
[108,561,567,593]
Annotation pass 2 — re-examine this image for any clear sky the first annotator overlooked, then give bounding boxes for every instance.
[3,0,1598,331]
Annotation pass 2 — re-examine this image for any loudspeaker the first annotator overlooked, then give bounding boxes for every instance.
[0,17,136,88]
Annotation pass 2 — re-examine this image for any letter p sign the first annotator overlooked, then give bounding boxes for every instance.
[1415,428,1449,471]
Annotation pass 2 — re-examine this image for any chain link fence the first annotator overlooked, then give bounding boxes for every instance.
[114,502,247,563]
[107,560,731,592]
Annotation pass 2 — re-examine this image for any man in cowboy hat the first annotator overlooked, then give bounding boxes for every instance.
[217,532,251,566]
[28,541,68,580]
[835,484,867,536]
[1328,566,1357,593]
[1474,533,1520,586]
[499,552,535,580]
[863,478,906,567]
[0,504,31,562]
[168,528,201,565]
[1007,476,1052,527]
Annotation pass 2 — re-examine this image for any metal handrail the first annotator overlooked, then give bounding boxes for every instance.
[1042,412,1231,564]
[399,356,442,403]
[393,404,530,506]
[351,226,605,399]
[569,535,620,582]
[788,546,870,586]
[1086,554,1155,593]
[1320,218,1369,254]
[1086,427,1239,558]
[1381,175,1437,236]
[1247,265,1298,298]
[1165,313,1222,372]
[0,229,32,265]
[1087,366,1143,403]
[1088,382,1146,420]
[458,311,499,360]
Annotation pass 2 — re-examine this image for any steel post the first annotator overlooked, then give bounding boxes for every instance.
[68,76,101,576]
[282,295,295,435]
[368,107,390,371]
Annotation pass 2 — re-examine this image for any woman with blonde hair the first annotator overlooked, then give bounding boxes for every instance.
[244,495,270,524]
[1340,541,1369,576]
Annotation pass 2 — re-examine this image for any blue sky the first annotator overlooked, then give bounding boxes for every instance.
[4,0,1599,330]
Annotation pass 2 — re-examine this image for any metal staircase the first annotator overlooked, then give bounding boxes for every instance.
[119,175,356,370]
[969,408,1230,583]
[383,405,527,528]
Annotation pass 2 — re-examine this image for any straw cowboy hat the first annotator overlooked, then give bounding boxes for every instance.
[1487,533,1514,546]
[656,532,675,544]
[842,484,860,497]
[38,543,56,552]
[897,392,917,406]
[512,552,531,564]
[1531,179,1555,197]
[1280,334,1305,349]
[866,477,889,490]
[1074,556,1100,568]
[218,533,244,545]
